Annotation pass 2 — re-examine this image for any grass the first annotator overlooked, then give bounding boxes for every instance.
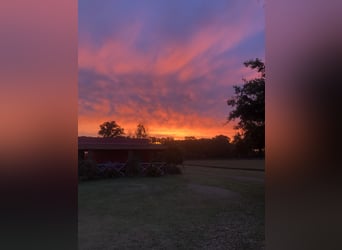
[184,159,265,170]
[78,160,264,250]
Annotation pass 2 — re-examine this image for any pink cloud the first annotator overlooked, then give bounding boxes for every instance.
[79,5,263,79]
[78,1,264,139]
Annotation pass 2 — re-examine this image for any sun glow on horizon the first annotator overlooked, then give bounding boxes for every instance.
[78,117,236,140]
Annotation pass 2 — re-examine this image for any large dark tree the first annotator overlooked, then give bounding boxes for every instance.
[227,58,265,155]
[98,121,125,138]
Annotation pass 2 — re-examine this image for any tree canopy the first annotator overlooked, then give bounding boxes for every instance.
[227,58,265,155]
[98,121,125,138]
[135,123,148,139]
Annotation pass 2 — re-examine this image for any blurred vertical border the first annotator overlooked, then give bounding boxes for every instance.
[0,0,77,249]
[266,0,342,249]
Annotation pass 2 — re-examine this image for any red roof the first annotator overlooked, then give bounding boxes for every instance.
[78,136,166,150]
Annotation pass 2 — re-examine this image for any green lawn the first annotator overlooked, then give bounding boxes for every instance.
[78,160,264,250]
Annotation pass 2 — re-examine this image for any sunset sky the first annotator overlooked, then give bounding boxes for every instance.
[78,0,264,140]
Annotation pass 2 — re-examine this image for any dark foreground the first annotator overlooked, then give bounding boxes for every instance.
[79,160,264,250]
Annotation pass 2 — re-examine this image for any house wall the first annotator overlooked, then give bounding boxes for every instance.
[89,150,128,163]
[80,149,165,164]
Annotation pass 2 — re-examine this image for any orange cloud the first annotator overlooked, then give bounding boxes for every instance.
[78,99,237,140]
[79,115,236,140]
[78,1,264,140]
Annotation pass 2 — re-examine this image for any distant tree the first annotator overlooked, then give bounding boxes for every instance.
[212,135,230,143]
[231,132,250,158]
[173,135,232,160]
[184,136,196,140]
[135,123,148,138]
[160,137,174,144]
[227,58,265,155]
[98,121,125,138]
[209,135,232,158]
[149,136,158,144]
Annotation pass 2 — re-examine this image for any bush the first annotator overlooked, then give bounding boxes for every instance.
[125,159,141,177]
[103,168,121,178]
[96,162,124,178]
[78,159,98,180]
[145,164,163,177]
[165,164,182,175]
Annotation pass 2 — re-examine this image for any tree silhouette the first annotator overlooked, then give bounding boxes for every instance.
[227,58,265,155]
[231,133,250,158]
[98,121,125,138]
[184,136,196,140]
[135,123,147,138]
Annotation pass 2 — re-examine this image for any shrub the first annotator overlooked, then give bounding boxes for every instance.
[78,159,98,180]
[165,164,182,175]
[125,158,140,177]
[145,164,163,177]
[96,162,123,178]
[103,168,121,178]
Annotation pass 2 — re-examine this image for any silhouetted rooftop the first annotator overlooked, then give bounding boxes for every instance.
[78,136,166,150]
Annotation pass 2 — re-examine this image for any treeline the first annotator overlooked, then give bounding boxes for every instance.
[153,135,264,160]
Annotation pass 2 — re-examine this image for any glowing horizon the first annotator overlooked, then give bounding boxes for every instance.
[78,116,236,140]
